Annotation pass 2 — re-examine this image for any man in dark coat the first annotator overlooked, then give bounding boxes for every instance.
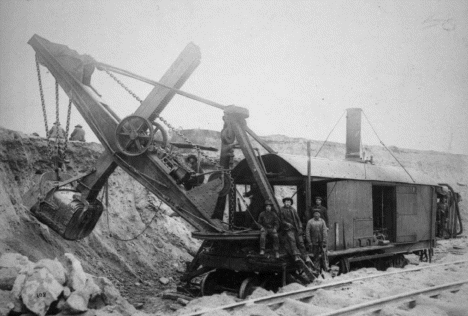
[279,197,310,262]
[309,196,328,226]
[258,200,280,258]
[436,196,449,237]
[70,124,86,142]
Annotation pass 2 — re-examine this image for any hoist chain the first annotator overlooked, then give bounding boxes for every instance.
[103,68,144,103]
[35,57,56,160]
[63,98,73,155]
[53,81,63,161]
[35,57,49,139]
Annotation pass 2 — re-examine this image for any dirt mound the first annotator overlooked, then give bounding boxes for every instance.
[0,127,200,312]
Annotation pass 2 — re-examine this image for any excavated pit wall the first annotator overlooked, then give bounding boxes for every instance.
[0,127,201,301]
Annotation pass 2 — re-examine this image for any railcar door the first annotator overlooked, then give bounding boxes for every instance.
[395,185,422,243]
[372,185,396,242]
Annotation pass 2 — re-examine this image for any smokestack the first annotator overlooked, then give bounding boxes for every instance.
[345,108,362,161]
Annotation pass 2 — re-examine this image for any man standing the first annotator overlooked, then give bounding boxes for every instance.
[436,196,449,237]
[69,124,86,142]
[306,210,328,270]
[279,197,310,262]
[257,200,280,258]
[310,196,328,226]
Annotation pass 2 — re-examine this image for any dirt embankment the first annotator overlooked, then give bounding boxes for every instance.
[0,127,200,309]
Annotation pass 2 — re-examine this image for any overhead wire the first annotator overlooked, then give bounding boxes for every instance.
[314,110,346,157]
[361,110,416,183]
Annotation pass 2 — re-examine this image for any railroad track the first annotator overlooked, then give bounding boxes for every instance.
[181,259,468,316]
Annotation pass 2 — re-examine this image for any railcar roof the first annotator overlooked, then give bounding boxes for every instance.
[233,153,439,186]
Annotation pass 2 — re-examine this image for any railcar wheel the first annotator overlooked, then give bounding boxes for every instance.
[392,254,408,268]
[238,277,260,299]
[115,115,154,156]
[200,271,221,296]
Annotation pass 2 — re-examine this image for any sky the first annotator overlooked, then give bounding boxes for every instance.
[1,0,467,155]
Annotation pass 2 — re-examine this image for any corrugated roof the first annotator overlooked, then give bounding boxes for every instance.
[260,153,439,186]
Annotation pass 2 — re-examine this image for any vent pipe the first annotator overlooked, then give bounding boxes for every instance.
[345,108,363,161]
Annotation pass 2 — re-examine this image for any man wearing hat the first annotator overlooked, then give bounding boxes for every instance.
[257,200,280,258]
[309,196,328,226]
[279,197,309,262]
[305,209,328,270]
[69,124,86,142]
[48,121,65,139]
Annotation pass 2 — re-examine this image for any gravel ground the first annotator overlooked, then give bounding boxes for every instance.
[171,237,468,316]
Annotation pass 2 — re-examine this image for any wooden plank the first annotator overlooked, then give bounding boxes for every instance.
[135,43,201,121]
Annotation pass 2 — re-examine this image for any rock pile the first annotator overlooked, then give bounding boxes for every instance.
[0,253,137,316]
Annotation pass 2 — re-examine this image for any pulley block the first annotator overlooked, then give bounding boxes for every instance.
[115,115,154,156]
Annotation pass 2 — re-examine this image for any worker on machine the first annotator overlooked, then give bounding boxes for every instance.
[69,124,86,142]
[184,154,205,190]
[279,197,311,263]
[243,182,264,228]
[48,121,65,139]
[305,209,329,271]
[257,200,280,259]
[436,196,449,237]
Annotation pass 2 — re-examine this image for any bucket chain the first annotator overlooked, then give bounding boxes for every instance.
[63,98,73,155]
[35,57,49,139]
[35,57,55,160]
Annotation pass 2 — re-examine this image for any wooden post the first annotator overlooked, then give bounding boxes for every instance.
[306,141,312,218]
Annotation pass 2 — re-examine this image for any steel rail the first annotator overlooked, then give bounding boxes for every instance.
[180,259,468,316]
[317,279,468,316]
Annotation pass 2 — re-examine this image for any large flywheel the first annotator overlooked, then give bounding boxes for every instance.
[115,115,154,156]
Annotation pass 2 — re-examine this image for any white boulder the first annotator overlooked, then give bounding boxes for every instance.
[20,267,63,316]
[64,253,87,291]
[34,258,67,285]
